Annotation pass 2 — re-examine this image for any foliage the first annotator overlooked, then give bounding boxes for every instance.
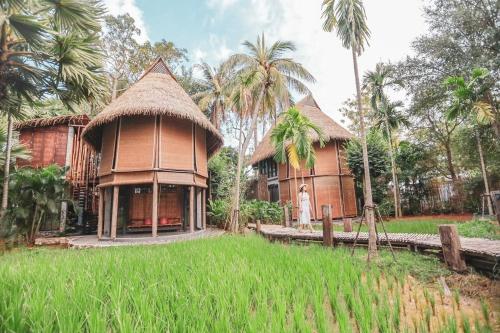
[457,219,500,240]
[0,0,107,111]
[241,200,283,225]
[5,165,73,244]
[207,199,229,227]
[271,106,325,170]
[0,236,477,332]
[0,126,30,174]
[208,147,241,201]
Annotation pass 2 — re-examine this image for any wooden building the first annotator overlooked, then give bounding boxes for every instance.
[15,115,99,230]
[82,58,223,239]
[250,95,357,221]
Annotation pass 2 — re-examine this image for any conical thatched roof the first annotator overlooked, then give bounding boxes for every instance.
[83,58,223,155]
[249,94,353,165]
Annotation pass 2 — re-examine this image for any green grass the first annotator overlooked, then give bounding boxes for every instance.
[319,218,500,239]
[0,235,454,332]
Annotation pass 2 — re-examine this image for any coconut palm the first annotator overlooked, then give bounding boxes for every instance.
[192,62,233,130]
[321,0,378,260]
[0,0,106,218]
[445,68,495,215]
[363,63,405,218]
[225,33,315,231]
[271,106,325,218]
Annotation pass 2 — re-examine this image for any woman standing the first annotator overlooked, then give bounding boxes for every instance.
[298,184,314,232]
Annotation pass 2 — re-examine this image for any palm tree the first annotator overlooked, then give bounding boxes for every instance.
[271,106,325,219]
[321,0,378,260]
[225,34,315,232]
[363,63,405,218]
[445,68,495,215]
[192,62,233,130]
[0,0,106,218]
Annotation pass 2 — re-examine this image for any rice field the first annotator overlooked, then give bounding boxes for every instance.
[0,236,495,332]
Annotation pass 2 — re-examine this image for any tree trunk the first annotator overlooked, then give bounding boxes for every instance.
[444,141,458,181]
[0,112,13,219]
[229,87,266,231]
[476,130,493,215]
[352,47,377,261]
[384,116,401,218]
[294,167,298,222]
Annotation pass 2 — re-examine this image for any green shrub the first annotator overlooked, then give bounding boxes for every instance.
[242,200,283,225]
[457,219,499,240]
[207,199,230,227]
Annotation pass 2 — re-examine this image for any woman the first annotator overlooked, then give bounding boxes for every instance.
[298,184,314,232]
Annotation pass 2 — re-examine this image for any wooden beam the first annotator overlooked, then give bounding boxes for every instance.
[343,218,353,232]
[97,187,104,239]
[111,186,119,240]
[152,177,158,237]
[322,205,333,247]
[189,186,195,233]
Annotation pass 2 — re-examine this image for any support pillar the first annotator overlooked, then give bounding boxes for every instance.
[343,218,353,232]
[97,187,104,239]
[111,186,119,240]
[189,185,195,233]
[152,178,158,237]
[202,189,206,229]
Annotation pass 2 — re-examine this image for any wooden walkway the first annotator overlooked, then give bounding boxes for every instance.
[250,224,500,275]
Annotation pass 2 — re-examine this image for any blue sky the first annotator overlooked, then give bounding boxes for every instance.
[103,0,428,126]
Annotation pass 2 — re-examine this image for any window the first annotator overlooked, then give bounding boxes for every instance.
[268,184,279,202]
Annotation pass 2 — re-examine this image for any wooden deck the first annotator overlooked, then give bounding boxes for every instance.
[250,224,500,275]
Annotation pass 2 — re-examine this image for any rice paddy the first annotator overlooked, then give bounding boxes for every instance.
[0,236,495,332]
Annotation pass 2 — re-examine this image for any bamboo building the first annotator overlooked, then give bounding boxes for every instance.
[250,95,357,221]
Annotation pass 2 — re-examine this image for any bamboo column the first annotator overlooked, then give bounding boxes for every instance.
[202,189,206,229]
[97,187,104,239]
[111,186,119,240]
[152,177,158,237]
[189,186,195,233]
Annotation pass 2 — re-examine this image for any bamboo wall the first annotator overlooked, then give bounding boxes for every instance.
[259,140,357,220]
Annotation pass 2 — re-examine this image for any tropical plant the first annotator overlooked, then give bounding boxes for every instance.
[225,34,315,232]
[207,199,230,227]
[192,62,233,130]
[0,0,107,218]
[270,106,325,217]
[321,0,378,260]
[363,63,405,218]
[6,165,73,244]
[444,68,495,215]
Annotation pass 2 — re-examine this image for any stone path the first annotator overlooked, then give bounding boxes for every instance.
[66,228,225,249]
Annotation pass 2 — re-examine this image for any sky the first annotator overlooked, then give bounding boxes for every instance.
[103,0,428,124]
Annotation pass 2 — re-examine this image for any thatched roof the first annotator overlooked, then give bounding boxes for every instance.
[249,95,353,165]
[14,114,90,130]
[82,58,223,156]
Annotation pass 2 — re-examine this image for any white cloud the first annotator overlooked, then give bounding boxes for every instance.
[222,0,426,125]
[103,0,149,42]
[207,0,239,13]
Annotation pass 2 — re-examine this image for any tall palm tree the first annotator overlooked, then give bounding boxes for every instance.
[321,0,378,260]
[0,0,106,218]
[192,62,233,130]
[271,106,325,219]
[445,68,495,215]
[225,34,315,232]
[363,63,405,218]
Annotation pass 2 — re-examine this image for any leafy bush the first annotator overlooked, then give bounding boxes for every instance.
[242,200,283,225]
[207,199,230,227]
[6,165,73,244]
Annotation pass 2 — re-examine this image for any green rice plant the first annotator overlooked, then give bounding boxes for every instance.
[480,298,491,328]
[461,313,471,333]
[453,289,461,310]
[424,307,432,332]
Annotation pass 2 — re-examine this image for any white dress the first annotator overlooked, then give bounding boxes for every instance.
[299,192,311,224]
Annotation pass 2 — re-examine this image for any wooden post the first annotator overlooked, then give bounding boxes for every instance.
[438,225,467,272]
[256,219,261,233]
[343,218,353,232]
[202,189,207,229]
[111,186,119,240]
[322,205,333,247]
[189,186,195,233]
[97,187,104,240]
[152,178,158,237]
[283,206,290,227]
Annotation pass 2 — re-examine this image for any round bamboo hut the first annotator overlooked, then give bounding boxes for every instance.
[83,58,223,239]
[250,95,357,221]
